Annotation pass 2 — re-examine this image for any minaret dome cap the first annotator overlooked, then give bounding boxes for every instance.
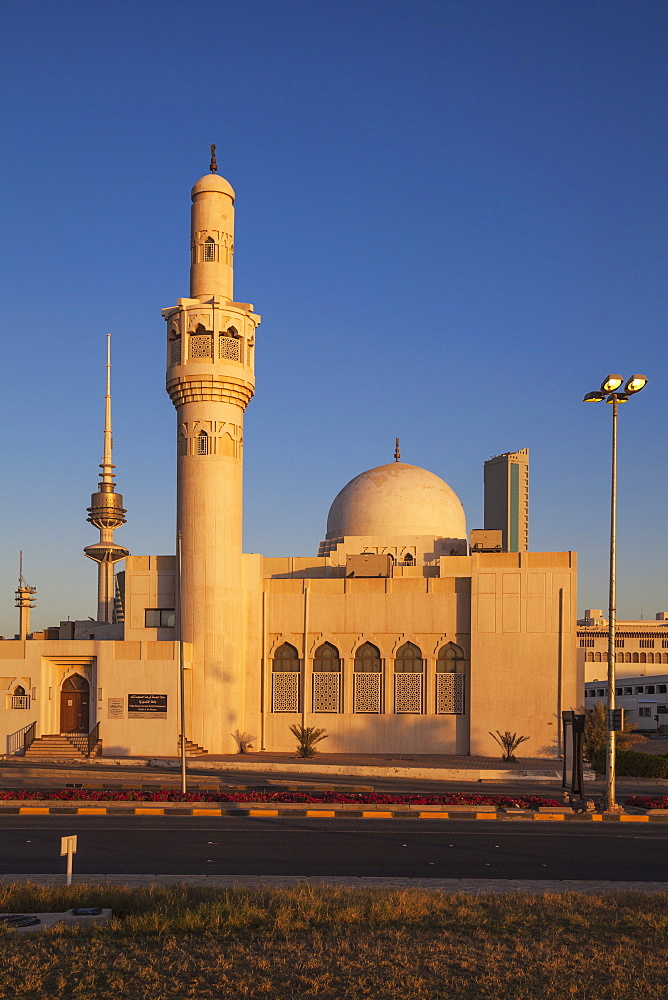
[191,173,235,201]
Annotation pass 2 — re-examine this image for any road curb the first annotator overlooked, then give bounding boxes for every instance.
[2,805,667,820]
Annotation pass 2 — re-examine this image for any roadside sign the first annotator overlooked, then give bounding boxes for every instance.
[60,835,77,856]
[562,712,585,798]
[60,835,78,886]
[608,708,624,731]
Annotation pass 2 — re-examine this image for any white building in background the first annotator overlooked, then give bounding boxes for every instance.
[584,674,668,733]
[579,610,668,683]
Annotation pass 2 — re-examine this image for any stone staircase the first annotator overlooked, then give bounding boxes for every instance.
[24,734,102,760]
[178,736,209,757]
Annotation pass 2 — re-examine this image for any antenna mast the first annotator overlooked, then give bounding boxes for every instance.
[84,335,129,623]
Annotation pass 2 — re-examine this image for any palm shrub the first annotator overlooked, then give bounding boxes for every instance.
[289,724,329,758]
[489,730,530,762]
[582,701,645,764]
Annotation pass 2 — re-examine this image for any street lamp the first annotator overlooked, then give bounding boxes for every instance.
[583,374,647,812]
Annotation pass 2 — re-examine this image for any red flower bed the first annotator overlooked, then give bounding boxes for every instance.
[624,795,668,810]
[0,788,562,807]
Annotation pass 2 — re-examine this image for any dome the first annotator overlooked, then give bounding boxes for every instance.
[191,173,235,201]
[326,462,467,540]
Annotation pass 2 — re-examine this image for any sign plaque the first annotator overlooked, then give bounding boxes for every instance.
[107,697,124,719]
[128,694,168,718]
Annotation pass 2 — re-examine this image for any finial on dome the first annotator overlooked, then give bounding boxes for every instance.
[394,437,400,462]
[210,143,218,173]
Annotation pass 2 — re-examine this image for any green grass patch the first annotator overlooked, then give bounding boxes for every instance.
[0,883,666,998]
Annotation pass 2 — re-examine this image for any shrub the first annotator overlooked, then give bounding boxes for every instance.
[583,701,645,763]
[624,796,668,810]
[288,724,328,757]
[593,747,668,778]
[489,730,530,762]
[0,788,562,807]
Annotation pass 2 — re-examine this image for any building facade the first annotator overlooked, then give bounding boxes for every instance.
[578,610,668,683]
[1,165,579,761]
[585,672,668,733]
[483,449,529,553]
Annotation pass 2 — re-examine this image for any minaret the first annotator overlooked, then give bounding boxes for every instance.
[163,148,260,750]
[84,335,129,622]
[15,552,36,639]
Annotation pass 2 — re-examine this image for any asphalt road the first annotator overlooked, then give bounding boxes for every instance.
[1,817,667,880]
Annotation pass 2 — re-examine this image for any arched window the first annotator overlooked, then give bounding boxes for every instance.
[219,327,241,361]
[11,684,29,709]
[313,642,340,671]
[197,431,209,455]
[189,323,214,360]
[203,237,216,261]
[402,552,414,565]
[616,651,622,662]
[436,643,466,715]
[625,652,631,663]
[640,652,646,663]
[271,642,300,713]
[394,642,423,673]
[632,652,639,663]
[62,674,88,691]
[648,653,654,663]
[594,652,602,662]
[354,642,381,672]
[437,642,466,672]
[272,642,300,671]
[169,329,181,365]
[353,642,382,713]
[313,642,340,713]
[394,642,423,713]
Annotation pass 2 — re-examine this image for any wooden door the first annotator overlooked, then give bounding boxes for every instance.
[60,675,90,733]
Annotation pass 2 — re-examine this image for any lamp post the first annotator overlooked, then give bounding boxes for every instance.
[177,530,187,795]
[583,374,647,812]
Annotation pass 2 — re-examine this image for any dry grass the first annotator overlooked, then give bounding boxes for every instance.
[0,883,666,998]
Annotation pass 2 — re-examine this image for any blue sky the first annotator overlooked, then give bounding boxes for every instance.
[0,0,666,635]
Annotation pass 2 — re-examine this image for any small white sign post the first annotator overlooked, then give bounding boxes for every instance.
[60,835,78,886]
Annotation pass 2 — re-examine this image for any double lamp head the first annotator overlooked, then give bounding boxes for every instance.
[583,374,648,404]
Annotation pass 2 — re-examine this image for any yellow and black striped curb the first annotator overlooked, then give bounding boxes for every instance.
[1,805,666,821]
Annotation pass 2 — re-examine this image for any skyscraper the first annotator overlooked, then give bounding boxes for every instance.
[483,449,529,552]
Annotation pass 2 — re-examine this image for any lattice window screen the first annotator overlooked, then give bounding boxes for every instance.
[353,673,381,713]
[395,673,423,713]
[313,673,340,713]
[219,335,241,361]
[272,672,300,712]
[436,673,465,714]
[170,338,181,365]
[189,334,213,359]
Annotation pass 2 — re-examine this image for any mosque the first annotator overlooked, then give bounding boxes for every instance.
[1,156,579,760]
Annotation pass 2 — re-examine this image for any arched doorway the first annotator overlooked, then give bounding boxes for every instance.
[60,674,90,733]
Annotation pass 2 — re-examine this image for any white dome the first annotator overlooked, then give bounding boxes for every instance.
[326,462,467,540]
